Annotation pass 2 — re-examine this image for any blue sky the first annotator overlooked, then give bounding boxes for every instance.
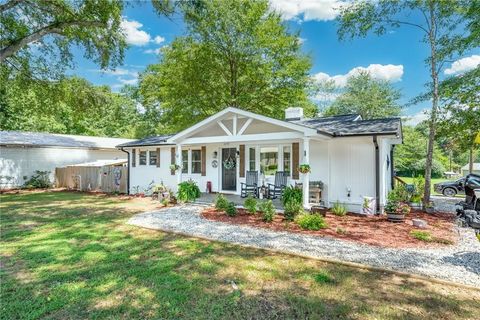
[72,1,480,124]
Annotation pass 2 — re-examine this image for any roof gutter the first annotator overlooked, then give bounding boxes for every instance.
[119,147,130,195]
[373,135,380,214]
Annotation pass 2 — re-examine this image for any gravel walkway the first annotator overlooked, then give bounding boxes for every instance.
[128,205,480,287]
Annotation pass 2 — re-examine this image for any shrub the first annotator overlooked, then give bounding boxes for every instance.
[23,170,51,189]
[410,230,432,242]
[410,230,454,244]
[331,201,347,216]
[284,201,302,221]
[177,179,200,202]
[225,202,237,217]
[259,200,276,222]
[215,194,229,211]
[296,214,327,230]
[161,198,169,206]
[282,185,302,207]
[244,196,257,214]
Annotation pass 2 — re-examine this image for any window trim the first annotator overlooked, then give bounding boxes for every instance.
[148,150,158,166]
[139,150,147,166]
[190,149,202,174]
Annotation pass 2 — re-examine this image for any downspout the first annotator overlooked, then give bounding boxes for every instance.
[373,136,380,214]
[120,147,130,195]
[390,145,395,190]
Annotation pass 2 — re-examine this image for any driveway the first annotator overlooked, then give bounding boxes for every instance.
[128,205,480,287]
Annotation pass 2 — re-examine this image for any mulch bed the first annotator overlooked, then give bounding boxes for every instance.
[201,207,457,248]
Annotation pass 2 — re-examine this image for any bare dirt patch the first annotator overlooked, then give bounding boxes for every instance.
[201,207,457,248]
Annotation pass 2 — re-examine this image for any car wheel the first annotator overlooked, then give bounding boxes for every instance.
[443,187,457,197]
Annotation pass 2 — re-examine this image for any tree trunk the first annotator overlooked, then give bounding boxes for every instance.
[423,3,438,209]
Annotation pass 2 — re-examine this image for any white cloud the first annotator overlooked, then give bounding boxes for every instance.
[313,64,404,87]
[444,55,480,75]
[269,0,344,21]
[118,77,138,86]
[90,68,138,77]
[144,47,163,55]
[153,36,165,44]
[403,110,429,126]
[121,19,151,46]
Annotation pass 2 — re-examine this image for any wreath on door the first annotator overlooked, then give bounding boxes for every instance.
[223,149,236,169]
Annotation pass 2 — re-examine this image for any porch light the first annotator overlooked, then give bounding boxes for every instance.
[213,151,218,159]
[236,150,240,157]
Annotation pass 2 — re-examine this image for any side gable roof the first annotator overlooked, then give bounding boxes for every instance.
[288,115,402,137]
[116,134,175,148]
[0,131,134,149]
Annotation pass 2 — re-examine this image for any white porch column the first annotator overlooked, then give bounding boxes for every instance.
[302,137,310,208]
[176,144,182,184]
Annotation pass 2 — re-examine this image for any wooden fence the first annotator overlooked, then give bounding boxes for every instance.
[55,166,127,193]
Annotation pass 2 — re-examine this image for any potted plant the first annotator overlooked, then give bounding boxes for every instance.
[385,190,410,222]
[298,164,311,174]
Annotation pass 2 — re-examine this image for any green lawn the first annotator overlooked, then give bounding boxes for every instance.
[1,191,479,319]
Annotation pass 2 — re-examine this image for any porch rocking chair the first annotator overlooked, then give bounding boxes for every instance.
[241,171,258,198]
[267,171,288,199]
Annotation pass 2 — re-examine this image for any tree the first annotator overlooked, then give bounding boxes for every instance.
[437,67,480,174]
[322,71,402,119]
[0,70,139,138]
[139,0,314,132]
[337,0,478,206]
[394,126,448,178]
[0,0,173,78]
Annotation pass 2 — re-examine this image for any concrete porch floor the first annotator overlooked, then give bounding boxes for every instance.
[194,192,283,209]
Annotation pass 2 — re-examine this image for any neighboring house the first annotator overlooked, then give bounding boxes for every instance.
[118,107,402,213]
[461,163,480,176]
[0,131,133,188]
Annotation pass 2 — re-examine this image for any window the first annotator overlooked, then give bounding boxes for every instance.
[283,146,291,175]
[260,147,278,176]
[149,150,157,166]
[139,151,147,165]
[249,147,256,171]
[182,150,188,173]
[191,150,201,174]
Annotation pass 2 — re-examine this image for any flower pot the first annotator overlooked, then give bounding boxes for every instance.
[386,212,405,222]
[409,202,421,209]
[426,207,435,214]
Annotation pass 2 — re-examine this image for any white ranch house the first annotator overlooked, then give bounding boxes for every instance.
[117,107,402,213]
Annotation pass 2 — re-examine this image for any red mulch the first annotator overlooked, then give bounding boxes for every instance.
[201,207,457,248]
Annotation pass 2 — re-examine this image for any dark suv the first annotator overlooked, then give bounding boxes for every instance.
[434,178,465,197]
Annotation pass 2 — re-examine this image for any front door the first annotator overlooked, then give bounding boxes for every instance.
[222,148,237,191]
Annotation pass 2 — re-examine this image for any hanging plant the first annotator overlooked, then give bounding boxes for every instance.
[298,164,311,174]
[169,164,181,172]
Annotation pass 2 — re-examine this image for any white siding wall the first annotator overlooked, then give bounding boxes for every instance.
[128,144,222,194]
[379,137,393,211]
[0,147,125,188]
[327,137,376,213]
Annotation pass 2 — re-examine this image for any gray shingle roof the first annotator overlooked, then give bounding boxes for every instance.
[0,131,134,149]
[288,114,402,137]
[116,134,175,147]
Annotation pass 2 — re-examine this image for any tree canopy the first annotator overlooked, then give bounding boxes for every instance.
[0,69,140,138]
[322,71,402,119]
[337,0,479,204]
[138,0,315,132]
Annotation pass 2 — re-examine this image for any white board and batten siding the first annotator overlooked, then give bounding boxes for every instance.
[0,147,127,188]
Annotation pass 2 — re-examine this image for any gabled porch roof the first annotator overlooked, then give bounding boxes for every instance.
[169,107,327,145]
